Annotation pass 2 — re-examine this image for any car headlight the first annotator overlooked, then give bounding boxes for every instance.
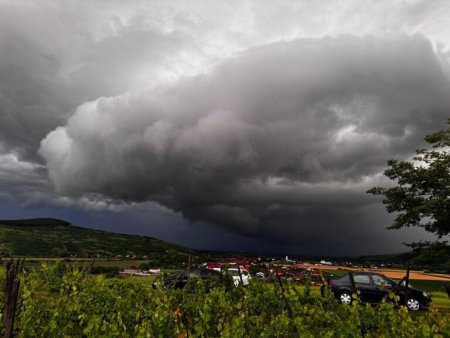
[423,291,428,297]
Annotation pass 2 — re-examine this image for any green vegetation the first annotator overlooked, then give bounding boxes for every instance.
[0,218,193,267]
[2,262,447,337]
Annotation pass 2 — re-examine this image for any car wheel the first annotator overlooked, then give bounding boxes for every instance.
[406,298,420,311]
[339,292,352,305]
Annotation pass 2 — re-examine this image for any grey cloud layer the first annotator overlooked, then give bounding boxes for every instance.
[40,35,450,248]
[1,0,450,253]
[3,0,450,161]
[0,1,211,160]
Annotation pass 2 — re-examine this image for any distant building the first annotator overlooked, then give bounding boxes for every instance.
[320,260,332,265]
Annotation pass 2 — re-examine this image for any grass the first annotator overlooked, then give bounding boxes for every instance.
[429,291,450,312]
[407,280,448,292]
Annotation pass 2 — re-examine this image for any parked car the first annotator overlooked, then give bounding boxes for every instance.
[321,271,431,311]
[152,268,229,289]
[256,271,265,279]
[287,269,323,285]
[225,268,251,286]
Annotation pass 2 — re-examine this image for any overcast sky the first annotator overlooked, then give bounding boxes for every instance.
[1,0,449,255]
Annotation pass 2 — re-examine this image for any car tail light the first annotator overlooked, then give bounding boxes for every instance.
[329,280,334,287]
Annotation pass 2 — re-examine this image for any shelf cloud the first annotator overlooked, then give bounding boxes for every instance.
[39,35,450,252]
[2,0,450,254]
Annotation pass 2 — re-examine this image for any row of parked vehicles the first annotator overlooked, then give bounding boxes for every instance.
[153,267,251,289]
[153,267,431,311]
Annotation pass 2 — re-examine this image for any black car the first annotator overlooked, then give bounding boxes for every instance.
[322,271,431,311]
[152,268,228,289]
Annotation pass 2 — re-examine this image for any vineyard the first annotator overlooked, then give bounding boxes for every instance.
[1,262,449,337]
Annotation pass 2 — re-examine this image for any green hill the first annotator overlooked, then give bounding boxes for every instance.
[0,218,194,261]
[0,218,70,227]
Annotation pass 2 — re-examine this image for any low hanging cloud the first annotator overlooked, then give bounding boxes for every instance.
[39,34,450,250]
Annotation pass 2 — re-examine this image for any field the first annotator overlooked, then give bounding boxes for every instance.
[1,262,449,337]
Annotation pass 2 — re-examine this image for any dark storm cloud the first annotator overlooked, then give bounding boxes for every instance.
[40,34,450,249]
[0,1,193,161]
[0,1,198,216]
[0,142,53,208]
[0,32,70,159]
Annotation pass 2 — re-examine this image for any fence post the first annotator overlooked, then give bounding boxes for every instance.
[237,265,244,287]
[186,255,191,282]
[276,274,293,319]
[404,264,410,306]
[348,272,358,300]
[3,258,24,338]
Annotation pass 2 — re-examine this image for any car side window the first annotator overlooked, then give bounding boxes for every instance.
[353,274,371,284]
[372,275,393,288]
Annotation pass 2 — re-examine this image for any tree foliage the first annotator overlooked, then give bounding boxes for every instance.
[368,119,450,248]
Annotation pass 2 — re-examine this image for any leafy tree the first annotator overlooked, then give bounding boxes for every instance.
[367,120,450,258]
